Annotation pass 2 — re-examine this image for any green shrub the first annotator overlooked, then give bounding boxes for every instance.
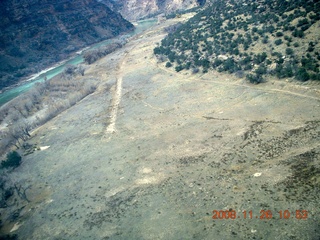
[222,58,239,73]
[284,35,292,42]
[274,39,283,45]
[244,64,253,71]
[266,59,272,65]
[262,37,268,44]
[276,63,295,78]
[246,73,264,84]
[293,42,299,48]
[286,48,294,55]
[292,29,304,38]
[185,62,191,70]
[1,151,22,169]
[310,73,320,81]
[255,65,267,75]
[252,27,258,33]
[297,18,309,27]
[295,68,310,81]
[165,62,172,68]
[301,24,311,32]
[254,52,268,64]
[213,59,223,67]
[175,65,184,72]
[153,47,161,55]
[307,46,314,52]
[192,68,199,74]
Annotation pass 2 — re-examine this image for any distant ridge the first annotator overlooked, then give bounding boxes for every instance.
[99,0,204,20]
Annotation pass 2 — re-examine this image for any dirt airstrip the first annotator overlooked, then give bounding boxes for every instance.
[1,16,320,240]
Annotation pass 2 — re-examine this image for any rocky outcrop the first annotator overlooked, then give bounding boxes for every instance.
[0,0,134,90]
[101,0,205,21]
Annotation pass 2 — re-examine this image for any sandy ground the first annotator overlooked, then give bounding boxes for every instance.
[1,16,320,240]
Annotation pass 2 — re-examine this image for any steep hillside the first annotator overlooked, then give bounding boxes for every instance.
[154,0,320,83]
[101,0,205,20]
[0,0,134,90]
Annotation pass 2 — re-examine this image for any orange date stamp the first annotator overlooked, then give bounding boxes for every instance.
[212,209,308,220]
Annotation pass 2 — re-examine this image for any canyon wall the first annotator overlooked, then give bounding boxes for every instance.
[0,0,134,90]
[101,0,205,20]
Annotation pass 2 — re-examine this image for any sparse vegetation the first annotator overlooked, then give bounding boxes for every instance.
[154,0,320,83]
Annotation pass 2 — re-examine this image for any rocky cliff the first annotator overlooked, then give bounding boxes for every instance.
[0,0,134,90]
[101,0,205,20]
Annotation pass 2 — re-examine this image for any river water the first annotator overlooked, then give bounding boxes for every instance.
[0,19,157,107]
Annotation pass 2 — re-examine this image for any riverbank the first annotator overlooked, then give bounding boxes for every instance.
[0,18,160,157]
[0,18,158,107]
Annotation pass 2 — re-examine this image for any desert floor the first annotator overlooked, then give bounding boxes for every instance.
[1,16,320,240]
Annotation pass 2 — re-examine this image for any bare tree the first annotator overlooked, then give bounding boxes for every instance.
[28,87,41,105]
[5,108,22,124]
[17,120,32,139]
[6,120,32,148]
[77,65,85,76]
[83,50,99,64]
[0,174,14,208]
[22,97,34,112]
[64,64,77,76]
[14,183,31,202]
[0,61,98,153]
[0,173,31,208]
[7,126,23,148]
